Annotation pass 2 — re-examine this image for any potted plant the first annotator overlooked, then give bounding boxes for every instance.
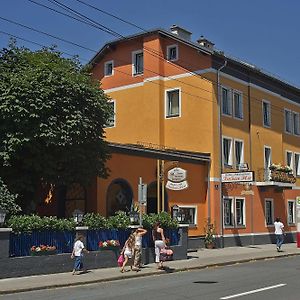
[98,239,120,251]
[204,220,216,249]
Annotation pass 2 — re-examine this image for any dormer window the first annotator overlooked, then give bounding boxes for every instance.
[167,44,178,61]
[104,60,114,77]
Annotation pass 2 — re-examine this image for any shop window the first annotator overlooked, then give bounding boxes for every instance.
[265,198,274,226]
[104,60,114,77]
[167,44,178,61]
[177,206,196,225]
[165,88,180,118]
[132,50,143,75]
[287,200,295,225]
[262,100,271,128]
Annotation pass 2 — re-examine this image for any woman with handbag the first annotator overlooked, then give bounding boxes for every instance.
[152,222,166,270]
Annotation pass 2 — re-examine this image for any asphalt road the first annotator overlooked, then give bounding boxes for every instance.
[2,256,300,300]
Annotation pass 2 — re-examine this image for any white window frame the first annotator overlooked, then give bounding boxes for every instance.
[264,146,272,181]
[287,200,296,225]
[262,100,271,128]
[221,86,232,116]
[234,139,244,168]
[284,108,292,134]
[235,197,246,227]
[286,150,293,174]
[233,90,243,120]
[166,44,178,61]
[105,99,116,128]
[292,111,300,136]
[265,198,274,227]
[295,152,300,177]
[222,136,233,167]
[223,197,234,227]
[177,205,197,226]
[165,88,181,118]
[132,50,143,76]
[104,60,114,77]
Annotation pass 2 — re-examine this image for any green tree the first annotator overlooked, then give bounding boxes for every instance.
[0,177,21,216]
[0,42,112,211]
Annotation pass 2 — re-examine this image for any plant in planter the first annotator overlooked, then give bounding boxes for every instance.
[204,220,216,249]
[30,245,57,256]
[98,239,120,251]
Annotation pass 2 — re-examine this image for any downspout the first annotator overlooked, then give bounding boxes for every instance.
[217,59,227,248]
[207,159,212,223]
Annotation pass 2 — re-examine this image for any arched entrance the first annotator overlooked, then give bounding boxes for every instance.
[146,181,168,214]
[106,179,133,216]
[65,183,86,218]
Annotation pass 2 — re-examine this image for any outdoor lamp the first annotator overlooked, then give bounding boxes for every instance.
[172,205,180,221]
[0,209,7,225]
[72,209,84,224]
[129,211,139,224]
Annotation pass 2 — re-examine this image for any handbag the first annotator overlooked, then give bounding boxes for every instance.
[117,254,124,267]
[159,247,174,261]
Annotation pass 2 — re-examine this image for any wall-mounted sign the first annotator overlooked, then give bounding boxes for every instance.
[166,167,188,190]
[221,171,254,183]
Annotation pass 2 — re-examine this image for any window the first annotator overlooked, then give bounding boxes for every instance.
[177,206,196,225]
[132,50,143,75]
[167,44,178,61]
[295,153,300,176]
[284,109,292,133]
[265,199,274,226]
[104,60,114,77]
[106,100,116,127]
[264,146,272,180]
[233,91,243,119]
[293,112,300,135]
[222,87,232,116]
[165,88,180,118]
[235,198,245,226]
[286,151,293,171]
[224,197,233,226]
[223,137,233,167]
[287,200,296,225]
[235,140,244,168]
[262,100,271,127]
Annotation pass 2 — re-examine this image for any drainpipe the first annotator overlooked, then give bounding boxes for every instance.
[217,59,227,248]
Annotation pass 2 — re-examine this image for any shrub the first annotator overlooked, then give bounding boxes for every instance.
[106,211,130,229]
[0,178,21,217]
[82,213,107,229]
[142,212,178,229]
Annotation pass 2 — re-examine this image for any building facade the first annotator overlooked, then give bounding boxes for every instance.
[87,25,300,245]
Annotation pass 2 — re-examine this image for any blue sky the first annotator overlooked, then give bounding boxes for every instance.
[1,0,300,87]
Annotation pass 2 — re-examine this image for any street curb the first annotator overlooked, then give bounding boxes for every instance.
[1,252,299,295]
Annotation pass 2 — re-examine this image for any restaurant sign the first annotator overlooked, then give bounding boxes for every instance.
[166,167,188,190]
[221,171,254,183]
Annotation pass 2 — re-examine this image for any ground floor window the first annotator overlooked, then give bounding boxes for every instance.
[265,198,274,226]
[288,200,296,225]
[177,206,197,225]
[224,197,245,227]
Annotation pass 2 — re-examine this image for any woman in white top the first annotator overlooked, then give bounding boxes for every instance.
[152,222,166,269]
[133,227,147,271]
[120,234,135,273]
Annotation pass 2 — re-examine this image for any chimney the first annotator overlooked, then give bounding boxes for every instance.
[170,25,192,41]
[197,36,215,50]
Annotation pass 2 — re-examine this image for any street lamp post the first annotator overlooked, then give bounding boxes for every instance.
[72,209,84,224]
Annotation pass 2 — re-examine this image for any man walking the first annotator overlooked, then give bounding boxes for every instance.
[274,217,285,252]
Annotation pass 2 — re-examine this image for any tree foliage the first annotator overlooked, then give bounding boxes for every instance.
[0,42,112,207]
[0,177,21,216]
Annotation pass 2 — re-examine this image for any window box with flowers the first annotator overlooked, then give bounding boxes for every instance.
[269,164,296,183]
[30,245,57,256]
[98,240,120,251]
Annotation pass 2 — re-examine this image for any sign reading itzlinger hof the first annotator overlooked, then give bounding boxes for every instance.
[166,167,188,190]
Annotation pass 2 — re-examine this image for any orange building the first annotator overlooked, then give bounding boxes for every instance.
[71,25,300,247]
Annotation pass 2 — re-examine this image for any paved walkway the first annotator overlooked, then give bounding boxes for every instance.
[1,243,300,295]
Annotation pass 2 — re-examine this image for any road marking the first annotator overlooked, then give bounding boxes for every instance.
[220,283,286,299]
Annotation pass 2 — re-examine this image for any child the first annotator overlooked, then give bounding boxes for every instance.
[120,234,135,273]
[71,235,89,275]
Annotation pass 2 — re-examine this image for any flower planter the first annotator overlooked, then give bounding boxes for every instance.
[30,250,57,256]
[99,246,120,252]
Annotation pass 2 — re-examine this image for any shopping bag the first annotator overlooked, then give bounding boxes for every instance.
[159,247,173,261]
[117,254,125,267]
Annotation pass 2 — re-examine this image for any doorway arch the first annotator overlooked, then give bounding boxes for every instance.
[106,179,133,216]
[146,181,168,214]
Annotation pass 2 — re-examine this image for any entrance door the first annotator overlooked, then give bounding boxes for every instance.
[146,181,168,214]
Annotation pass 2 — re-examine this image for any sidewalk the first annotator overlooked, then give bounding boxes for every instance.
[1,243,299,295]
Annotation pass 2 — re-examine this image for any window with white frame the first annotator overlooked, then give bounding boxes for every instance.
[264,146,272,180]
[285,109,292,133]
[235,140,244,168]
[265,199,274,226]
[286,151,293,171]
[223,137,233,167]
[224,197,233,226]
[104,60,114,77]
[233,91,243,119]
[293,112,300,135]
[262,100,271,127]
[177,206,196,225]
[165,88,180,118]
[222,87,232,116]
[288,200,296,225]
[235,198,245,226]
[167,44,178,61]
[106,100,116,127]
[295,153,300,176]
[132,50,143,75]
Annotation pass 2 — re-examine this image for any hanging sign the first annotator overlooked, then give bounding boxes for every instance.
[166,167,188,190]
